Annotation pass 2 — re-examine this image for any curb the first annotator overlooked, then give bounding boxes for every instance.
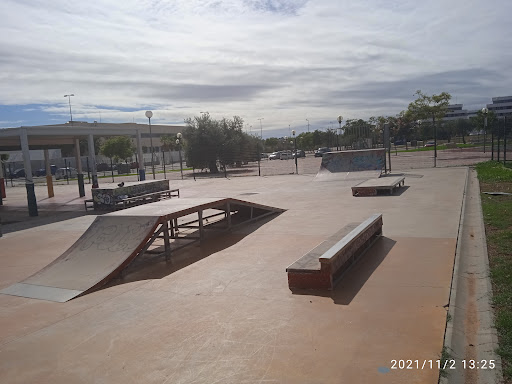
[440,167,504,384]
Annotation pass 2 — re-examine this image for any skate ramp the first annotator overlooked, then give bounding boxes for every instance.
[316,149,385,181]
[0,216,160,302]
[1,198,284,302]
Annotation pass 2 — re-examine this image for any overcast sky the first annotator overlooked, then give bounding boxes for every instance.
[1,0,511,137]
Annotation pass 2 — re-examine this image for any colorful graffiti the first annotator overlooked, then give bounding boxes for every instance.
[320,149,385,173]
[92,179,170,209]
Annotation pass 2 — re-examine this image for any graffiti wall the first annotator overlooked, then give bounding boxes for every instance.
[320,149,385,173]
[92,179,170,209]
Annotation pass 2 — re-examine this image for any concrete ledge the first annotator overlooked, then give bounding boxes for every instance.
[287,214,382,290]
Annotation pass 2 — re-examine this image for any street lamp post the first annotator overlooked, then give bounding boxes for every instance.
[292,130,298,174]
[482,107,488,154]
[145,111,155,179]
[64,94,74,124]
[337,115,343,151]
[176,133,183,180]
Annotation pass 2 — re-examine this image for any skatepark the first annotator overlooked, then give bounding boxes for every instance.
[0,151,500,383]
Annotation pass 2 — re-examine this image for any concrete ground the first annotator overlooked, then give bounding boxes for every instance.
[0,168,468,383]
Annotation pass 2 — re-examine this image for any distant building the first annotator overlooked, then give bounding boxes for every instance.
[443,104,468,121]
[486,96,512,117]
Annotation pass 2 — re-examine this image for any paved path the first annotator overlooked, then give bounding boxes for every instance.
[0,168,468,383]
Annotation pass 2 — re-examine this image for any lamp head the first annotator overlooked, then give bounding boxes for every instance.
[337,115,343,124]
[177,132,182,139]
[145,111,153,119]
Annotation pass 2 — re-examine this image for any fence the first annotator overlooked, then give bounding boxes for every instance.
[1,134,509,187]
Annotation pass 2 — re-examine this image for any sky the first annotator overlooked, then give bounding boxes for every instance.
[0,0,511,138]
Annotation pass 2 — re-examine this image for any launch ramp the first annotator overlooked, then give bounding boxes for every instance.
[315,149,385,181]
[1,198,284,302]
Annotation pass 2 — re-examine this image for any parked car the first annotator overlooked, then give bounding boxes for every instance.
[55,167,78,180]
[394,139,405,145]
[293,149,306,158]
[269,152,281,160]
[96,162,111,172]
[314,147,331,157]
[35,165,57,177]
[424,141,436,147]
[260,153,268,159]
[280,151,292,160]
[8,168,26,178]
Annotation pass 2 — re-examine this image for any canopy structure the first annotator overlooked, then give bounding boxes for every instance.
[0,122,150,216]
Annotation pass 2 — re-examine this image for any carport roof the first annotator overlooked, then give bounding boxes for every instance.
[0,123,142,151]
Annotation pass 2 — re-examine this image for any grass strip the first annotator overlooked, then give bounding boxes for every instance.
[477,160,512,381]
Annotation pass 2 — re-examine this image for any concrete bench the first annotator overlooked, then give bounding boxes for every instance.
[352,176,405,197]
[115,188,180,209]
[286,214,383,290]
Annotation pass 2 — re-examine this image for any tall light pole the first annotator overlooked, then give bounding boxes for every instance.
[292,130,298,174]
[337,115,343,151]
[176,133,183,180]
[482,107,488,154]
[258,118,264,138]
[64,94,74,124]
[145,111,155,179]
[306,118,310,132]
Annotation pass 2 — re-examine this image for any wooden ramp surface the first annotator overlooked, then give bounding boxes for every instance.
[1,198,284,302]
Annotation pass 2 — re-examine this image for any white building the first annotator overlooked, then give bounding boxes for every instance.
[487,96,512,118]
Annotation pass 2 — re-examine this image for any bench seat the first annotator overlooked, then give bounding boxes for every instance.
[286,214,382,290]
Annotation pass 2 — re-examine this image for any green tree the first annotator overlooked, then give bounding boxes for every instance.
[100,136,134,164]
[184,114,253,173]
[408,90,451,137]
[470,110,497,138]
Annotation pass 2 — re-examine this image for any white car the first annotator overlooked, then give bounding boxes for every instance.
[280,151,292,160]
[269,152,281,160]
[55,167,78,180]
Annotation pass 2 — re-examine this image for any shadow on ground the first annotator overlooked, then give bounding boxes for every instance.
[290,236,397,305]
[0,209,95,235]
[102,214,278,290]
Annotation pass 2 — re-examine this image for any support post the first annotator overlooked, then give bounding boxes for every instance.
[497,119,501,162]
[504,117,507,165]
[136,130,145,181]
[74,139,85,197]
[20,128,38,216]
[163,221,171,261]
[0,160,3,205]
[433,114,437,168]
[198,210,204,242]
[88,134,98,188]
[491,124,495,161]
[44,149,54,198]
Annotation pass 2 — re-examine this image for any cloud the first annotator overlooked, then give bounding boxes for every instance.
[0,0,511,132]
